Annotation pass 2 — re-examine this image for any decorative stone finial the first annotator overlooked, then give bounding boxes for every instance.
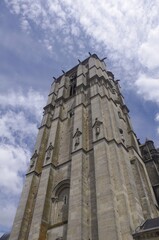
[101,57,107,61]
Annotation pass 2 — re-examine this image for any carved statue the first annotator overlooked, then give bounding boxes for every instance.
[46,142,53,160]
[30,150,38,168]
[93,118,102,136]
[119,128,125,143]
[73,128,82,146]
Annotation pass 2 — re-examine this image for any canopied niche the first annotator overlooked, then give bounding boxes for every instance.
[69,74,76,96]
[50,180,70,226]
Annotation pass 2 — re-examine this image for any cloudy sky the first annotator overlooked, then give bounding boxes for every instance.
[1,0,159,236]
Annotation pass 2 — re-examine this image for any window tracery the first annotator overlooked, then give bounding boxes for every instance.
[51,180,70,226]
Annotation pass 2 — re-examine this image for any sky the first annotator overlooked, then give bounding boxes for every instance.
[0,0,159,236]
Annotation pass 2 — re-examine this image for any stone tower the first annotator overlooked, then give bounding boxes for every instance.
[140,139,159,205]
[9,54,159,240]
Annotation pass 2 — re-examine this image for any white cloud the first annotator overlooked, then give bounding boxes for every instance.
[0,203,17,229]
[155,114,159,136]
[135,74,159,103]
[43,39,53,53]
[0,110,37,146]
[21,17,31,32]
[0,233,3,237]
[138,26,159,70]
[0,88,45,120]
[135,74,159,139]
[4,0,159,71]
[155,113,159,122]
[0,144,30,195]
[0,143,30,232]
[0,89,45,233]
[3,0,159,233]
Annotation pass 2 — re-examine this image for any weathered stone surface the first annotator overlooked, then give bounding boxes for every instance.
[9,54,159,240]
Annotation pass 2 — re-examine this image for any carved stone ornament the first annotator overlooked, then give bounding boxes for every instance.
[119,128,125,143]
[93,118,102,135]
[69,108,74,118]
[56,237,63,240]
[73,128,82,146]
[112,88,116,94]
[118,111,122,118]
[46,142,53,160]
[30,150,38,168]
[52,196,58,203]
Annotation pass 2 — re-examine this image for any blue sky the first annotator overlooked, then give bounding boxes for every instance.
[1,0,159,236]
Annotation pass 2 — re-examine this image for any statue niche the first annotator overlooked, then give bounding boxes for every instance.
[92,118,102,136]
[46,142,53,161]
[29,150,38,169]
[69,74,76,97]
[73,128,82,148]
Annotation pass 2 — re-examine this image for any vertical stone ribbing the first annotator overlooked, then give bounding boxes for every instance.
[28,167,54,240]
[67,78,89,239]
[9,54,159,240]
[28,93,65,239]
[9,174,40,240]
[67,151,87,240]
[9,107,51,240]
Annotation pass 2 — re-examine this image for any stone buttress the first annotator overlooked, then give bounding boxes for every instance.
[9,54,159,240]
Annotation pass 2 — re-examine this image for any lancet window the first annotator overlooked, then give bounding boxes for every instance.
[69,74,76,96]
[51,180,70,226]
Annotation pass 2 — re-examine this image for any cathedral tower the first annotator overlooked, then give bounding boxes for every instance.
[140,139,159,204]
[9,54,159,240]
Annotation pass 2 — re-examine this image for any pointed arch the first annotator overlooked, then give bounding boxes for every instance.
[52,179,70,200]
[50,179,70,226]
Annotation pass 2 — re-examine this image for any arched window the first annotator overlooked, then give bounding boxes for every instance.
[51,180,70,226]
[69,74,76,96]
[63,195,67,205]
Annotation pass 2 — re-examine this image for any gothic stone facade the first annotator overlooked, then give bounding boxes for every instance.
[140,140,159,205]
[9,54,159,240]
